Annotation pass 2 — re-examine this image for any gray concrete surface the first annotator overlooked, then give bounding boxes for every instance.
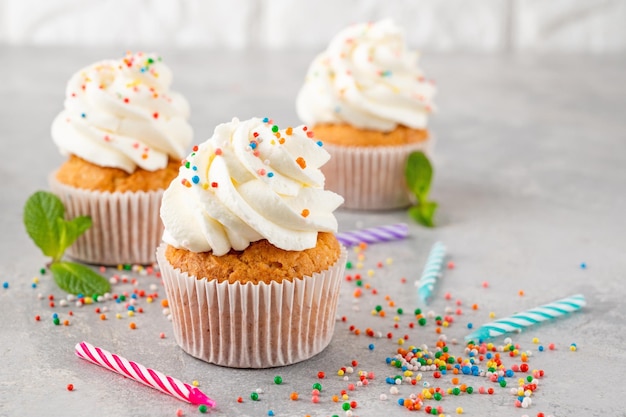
[0,47,625,417]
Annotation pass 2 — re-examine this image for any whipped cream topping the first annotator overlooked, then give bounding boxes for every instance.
[52,52,192,173]
[161,117,344,255]
[296,19,436,132]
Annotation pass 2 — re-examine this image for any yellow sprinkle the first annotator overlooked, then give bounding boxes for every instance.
[146,297,153,303]
[192,380,199,387]
[489,312,496,319]
[456,407,463,414]
[337,370,344,376]
[32,277,39,284]
[397,339,404,345]
[386,258,393,265]
[127,311,135,317]
[84,297,93,305]
[116,313,122,319]
[342,394,349,400]
[570,345,577,351]
[367,269,375,277]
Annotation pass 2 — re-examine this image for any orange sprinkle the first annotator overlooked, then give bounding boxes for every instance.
[519,290,525,296]
[279,138,285,144]
[285,127,293,135]
[301,209,310,218]
[99,314,106,320]
[332,395,339,402]
[296,157,307,169]
[129,322,137,330]
[451,377,459,385]
[289,392,299,401]
[63,320,70,326]
[161,299,169,308]
[141,153,148,160]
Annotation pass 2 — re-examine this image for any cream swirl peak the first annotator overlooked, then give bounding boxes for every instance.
[161,117,344,255]
[296,19,436,132]
[52,52,192,173]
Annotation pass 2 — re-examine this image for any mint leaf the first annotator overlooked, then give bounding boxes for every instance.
[24,191,66,260]
[58,215,92,255]
[405,151,438,227]
[408,201,438,228]
[50,261,111,295]
[405,151,433,198]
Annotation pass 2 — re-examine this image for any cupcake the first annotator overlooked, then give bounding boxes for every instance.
[49,52,193,265]
[158,117,346,368]
[296,19,436,210]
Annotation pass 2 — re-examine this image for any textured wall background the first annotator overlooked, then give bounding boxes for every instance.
[1,0,625,52]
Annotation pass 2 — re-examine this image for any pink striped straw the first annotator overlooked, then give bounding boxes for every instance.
[75,341,215,407]
[336,223,409,247]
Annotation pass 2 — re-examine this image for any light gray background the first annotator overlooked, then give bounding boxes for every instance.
[1,0,626,53]
[0,46,625,417]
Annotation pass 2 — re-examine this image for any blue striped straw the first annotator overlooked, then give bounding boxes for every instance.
[465,294,586,343]
[416,241,447,304]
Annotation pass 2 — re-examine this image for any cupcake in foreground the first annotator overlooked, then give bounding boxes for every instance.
[158,116,346,368]
[49,51,193,265]
[296,19,436,210]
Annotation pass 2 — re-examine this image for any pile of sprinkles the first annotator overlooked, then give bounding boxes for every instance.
[21,233,583,416]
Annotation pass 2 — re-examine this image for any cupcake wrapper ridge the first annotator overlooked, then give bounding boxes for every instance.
[158,243,347,368]
[322,139,433,210]
[49,174,164,266]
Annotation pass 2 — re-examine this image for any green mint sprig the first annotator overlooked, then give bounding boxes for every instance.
[23,191,110,295]
[405,151,438,227]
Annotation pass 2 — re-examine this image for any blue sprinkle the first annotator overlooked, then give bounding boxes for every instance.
[192,175,200,184]
[368,343,375,350]
[397,398,404,406]
[192,166,197,171]
[268,411,274,417]
[2,282,8,289]
[131,294,138,299]
[505,369,514,377]
[467,322,473,329]
[127,305,135,311]
[462,366,471,375]
[518,396,525,402]
[31,283,37,288]
[385,357,392,364]
[267,172,274,178]
[570,343,577,347]
[316,140,323,147]
[81,113,86,118]
[249,142,257,149]
[580,262,587,269]
[52,313,59,319]
[538,345,544,352]
[486,352,493,359]
[262,117,269,123]
[140,67,147,72]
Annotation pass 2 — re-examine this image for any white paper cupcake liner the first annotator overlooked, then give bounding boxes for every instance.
[157,243,347,368]
[49,174,164,266]
[322,139,433,210]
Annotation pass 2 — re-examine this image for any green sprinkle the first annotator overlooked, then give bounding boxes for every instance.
[123,264,132,271]
[414,308,422,315]
[397,308,403,314]
[272,125,279,133]
[312,382,322,392]
[375,305,382,312]
[250,392,259,401]
[53,317,60,325]
[418,318,427,326]
[346,261,353,269]
[274,376,282,385]
[499,380,507,388]
[198,404,208,413]
[356,280,362,287]
[40,268,46,275]
[342,403,351,411]
[452,387,461,395]
[466,386,474,394]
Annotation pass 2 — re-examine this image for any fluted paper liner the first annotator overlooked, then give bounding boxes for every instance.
[157,243,347,368]
[49,174,164,266]
[322,139,433,210]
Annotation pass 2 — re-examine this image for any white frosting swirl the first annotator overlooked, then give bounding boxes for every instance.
[296,19,436,132]
[52,52,192,173]
[161,117,344,255]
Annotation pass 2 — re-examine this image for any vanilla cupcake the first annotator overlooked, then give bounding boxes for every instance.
[49,52,193,265]
[158,117,346,368]
[296,19,436,210]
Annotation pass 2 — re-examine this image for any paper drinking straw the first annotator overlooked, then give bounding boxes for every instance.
[464,294,586,343]
[336,223,409,247]
[75,341,216,407]
[415,241,447,304]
